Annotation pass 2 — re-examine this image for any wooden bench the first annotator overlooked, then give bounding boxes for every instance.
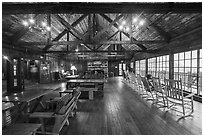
[29,88,81,134]
[2,102,42,135]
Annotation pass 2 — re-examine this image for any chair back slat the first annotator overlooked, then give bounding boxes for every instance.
[141,77,151,92]
[152,77,162,92]
[164,79,183,101]
[136,74,143,86]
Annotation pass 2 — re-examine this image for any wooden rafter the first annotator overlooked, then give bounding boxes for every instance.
[54,14,85,40]
[43,14,88,51]
[3,3,201,15]
[44,49,149,54]
[92,14,123,41]
[96,30,119,50]
[17,40,164,46]
[99,13,147,50]
[141,14,171,42]
[69,31,92,50]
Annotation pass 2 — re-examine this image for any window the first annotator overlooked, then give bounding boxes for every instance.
[174,49,202,95]
[148,57,156,77]
[135,59,146,76]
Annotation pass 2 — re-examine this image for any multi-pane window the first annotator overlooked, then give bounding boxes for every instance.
[135,59,146,76]
[148,55,169,83]
[119,63,126,76]
[140,60,146,76]
[130,62,134,70]
[148,57,156,77]
[174,49,202,95]
[135,61,140,74]
[156,55,169,80]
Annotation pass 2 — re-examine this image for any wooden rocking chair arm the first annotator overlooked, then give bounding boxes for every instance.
[185,93,195,98]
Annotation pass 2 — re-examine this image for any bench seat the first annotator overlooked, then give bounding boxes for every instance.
[29,87,81,134]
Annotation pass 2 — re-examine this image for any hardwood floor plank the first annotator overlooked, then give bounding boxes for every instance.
[60,77,201,135]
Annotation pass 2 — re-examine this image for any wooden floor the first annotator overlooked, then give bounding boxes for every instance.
[58,77,202,135]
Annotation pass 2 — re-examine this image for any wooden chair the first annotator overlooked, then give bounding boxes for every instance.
[29,90,80,134]
[140,76,156,102]
[152,77,167,108]
[135,74,145,95]
[164,79,194,121]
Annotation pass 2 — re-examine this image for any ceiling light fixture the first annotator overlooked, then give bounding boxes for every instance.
[125,27,130,32]
[122,20,126,25]
[22,20,29,27]
[46,26,51,31]
[133,17,138,23]
[119,25,123,30]
[29,18,35,24]
[41,22,47,27]
[139,20,145,26]
[3,55,8,60]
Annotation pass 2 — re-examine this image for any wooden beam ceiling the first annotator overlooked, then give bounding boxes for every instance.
[17,40,165,46]
[99,14,147,50]
[3,2,201,15]
[96,30,119,50]
[44,49,149,54]
[43,14,88,51]
[92,14,123,41]
[10,14,39,42]
[54,14,85,40]
[141,14,171,42]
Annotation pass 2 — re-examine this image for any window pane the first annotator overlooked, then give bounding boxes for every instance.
[174,67,178,72]
[174,61,178,67]
[192,50,197,59]
[192,59,197,67]
[179,67,184,73]
[174,53,179,60]
[185,59,191,67]
[179,52,184,60]
[192,68,197,73]
[200,59,202,67]
[185,51,191,59]
[179,60,184,67]
[200,49,202,58]
[185,67,190,73]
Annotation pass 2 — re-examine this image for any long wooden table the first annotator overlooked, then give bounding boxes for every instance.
[66,79,105,100]
[2,88,53,122]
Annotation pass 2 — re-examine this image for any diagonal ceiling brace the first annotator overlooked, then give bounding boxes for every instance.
[96,30,119,50]
[54,14,85,40]
[99,13,147,50]
[69,31,92,50]
[43,14,88,51]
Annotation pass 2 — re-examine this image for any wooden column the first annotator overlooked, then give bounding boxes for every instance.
[169,51,174,80]
[145,58,148,76]
[6,58,14,94]
[16,57,22,92]
[47,14,51,44]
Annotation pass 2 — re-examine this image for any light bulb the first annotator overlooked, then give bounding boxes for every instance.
[41,22,47,27]
[125,27,130,32]
[119,25,123,30]
[3,56,8,60]
[22,20,29,26]
[133,17,138,23]
[29,18,35,24]
[46,26,51,31]
[139,20,145,26]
